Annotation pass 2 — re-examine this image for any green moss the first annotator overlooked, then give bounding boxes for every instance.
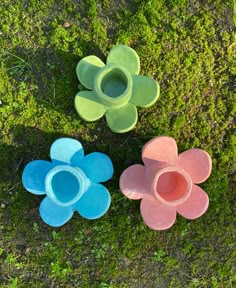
[0,0,235,287]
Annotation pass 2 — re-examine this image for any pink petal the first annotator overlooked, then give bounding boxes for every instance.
[142,136,178,167]
[119,164,147,200]
[140,197,176,230]
[177,184,209,219]
[178,148,212,184]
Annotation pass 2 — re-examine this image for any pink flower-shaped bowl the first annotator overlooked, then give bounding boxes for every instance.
[119,136,212,230]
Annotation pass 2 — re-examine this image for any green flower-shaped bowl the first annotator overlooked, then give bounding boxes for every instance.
[75,44,160,133]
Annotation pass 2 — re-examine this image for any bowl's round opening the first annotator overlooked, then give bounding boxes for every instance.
[156,171,188,202]
[100,68,128,98]
[51,170,80,204]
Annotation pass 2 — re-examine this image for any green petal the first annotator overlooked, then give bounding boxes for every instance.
[75,91,106,121]
[76,56,105,90]
[107,45,140,75]
[106,103,138,133]
[131,75,160,107]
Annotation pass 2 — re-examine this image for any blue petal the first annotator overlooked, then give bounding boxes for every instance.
[79,152,113,183]
[39,197,74,227]
[22,160,53,195]
[50,138,84,165]
[74,184,111,219]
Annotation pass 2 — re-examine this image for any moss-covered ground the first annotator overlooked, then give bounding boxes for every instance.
[0,0,235,287]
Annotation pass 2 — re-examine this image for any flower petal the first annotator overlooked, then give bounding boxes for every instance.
[79,152,113,183]
[106,103,138,133]
[39,197,74,227]
[142,136,178,167]
[131,75,160,107]
[177,184,209,219]
[106,44,140,75]
[140,197,176,230]
[50,138,84,165]
[74,183,111,219]
[75,91,106,121]
[76,55,105,90]
[22,160,53,195]
[119,164,147,199]
[178,148,212,184]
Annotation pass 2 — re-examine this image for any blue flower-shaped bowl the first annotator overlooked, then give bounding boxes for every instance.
[22,138,114,227]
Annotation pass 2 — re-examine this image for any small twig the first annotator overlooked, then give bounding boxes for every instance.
[16,158,23,171]
[7,186,15,194]
[65,249,71,256]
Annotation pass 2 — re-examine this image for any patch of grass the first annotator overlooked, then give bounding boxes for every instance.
[0,0,235,287]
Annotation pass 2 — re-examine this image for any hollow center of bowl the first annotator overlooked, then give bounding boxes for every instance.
[101,68,128,98]
[156,171,188,202]
[51,171,80,204]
